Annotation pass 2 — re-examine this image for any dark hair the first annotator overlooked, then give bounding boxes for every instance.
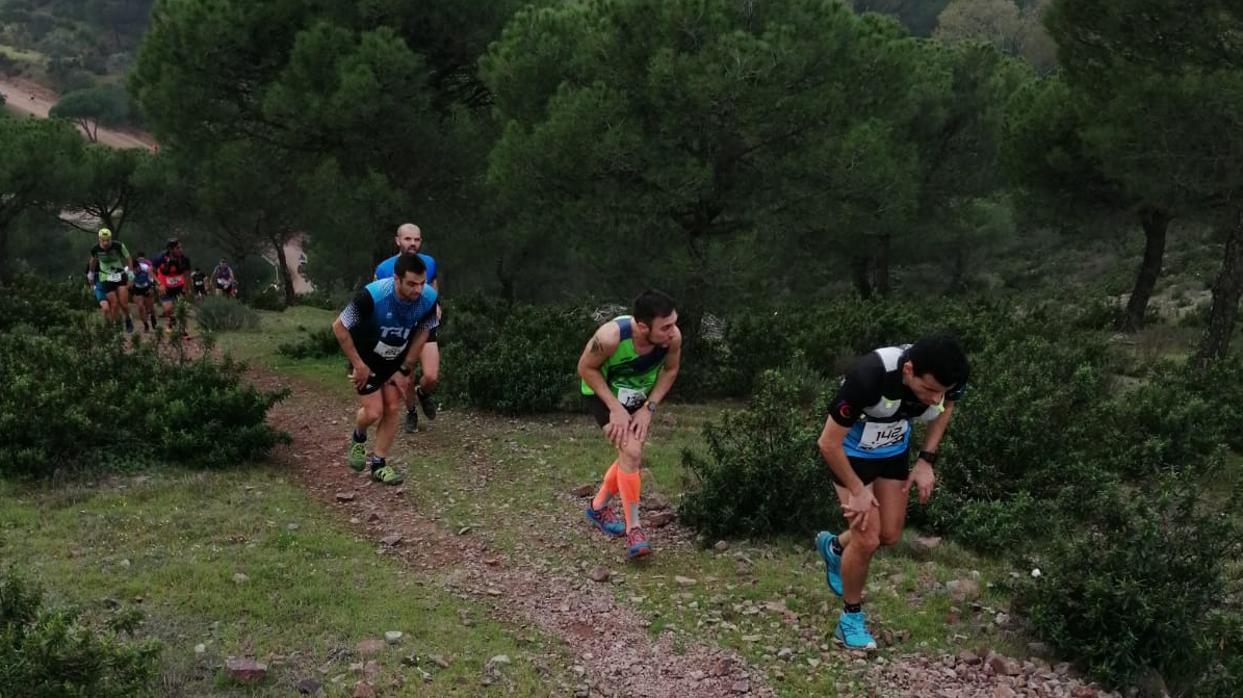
[136,251,145,258]
[906,334,969,390]
[632,289,677,324]
[166,237,179,250]
[393,252,427,279]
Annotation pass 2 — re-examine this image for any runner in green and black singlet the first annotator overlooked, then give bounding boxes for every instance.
[576,290,682,560]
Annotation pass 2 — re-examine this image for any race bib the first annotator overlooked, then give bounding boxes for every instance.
[372,340,407,361]
[616,386,647,409]
[857,420,909,450]
[166,274,184,287]
[105,271,123,283]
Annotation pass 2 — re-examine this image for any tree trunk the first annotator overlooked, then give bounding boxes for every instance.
[270,233,295,306]
[852,255,873,299]
[0,224,10,285]
[1196,212,1243,366]
[681,233,709,353]
[496,257,515,303]
[1119,207,1171,332]
[874,233,892,297]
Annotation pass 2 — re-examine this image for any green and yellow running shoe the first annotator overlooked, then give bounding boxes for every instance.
[370,461,405,486]
[347,438,366,472]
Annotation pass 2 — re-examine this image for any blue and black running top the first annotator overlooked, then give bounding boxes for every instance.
[132,258,153,288]
[827,345,968,460]
[374,252,437,283]
[338,278,439,367]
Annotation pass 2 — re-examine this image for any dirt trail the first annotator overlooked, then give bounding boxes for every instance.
[0,76,155,149]
[251,369,774,698]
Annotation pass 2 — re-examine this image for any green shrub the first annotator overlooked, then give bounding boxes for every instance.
[277,325,340,359]
[246,286,286,312]
[679,366,841,539]
[453,304,597,414]
[0,568,161,697]
[0,317,288,478]
[195,295,260,332]
[0,275,90,332]
[1015,481,1241,690]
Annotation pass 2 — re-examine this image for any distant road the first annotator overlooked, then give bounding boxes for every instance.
[0,75,156,150]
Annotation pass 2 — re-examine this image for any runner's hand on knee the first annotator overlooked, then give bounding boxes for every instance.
[606,407,629,449]
[843,487,879,531]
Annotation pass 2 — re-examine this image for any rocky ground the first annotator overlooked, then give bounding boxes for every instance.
[249,367,1123,697]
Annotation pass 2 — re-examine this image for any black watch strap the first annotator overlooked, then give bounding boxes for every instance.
[918,450,938,465]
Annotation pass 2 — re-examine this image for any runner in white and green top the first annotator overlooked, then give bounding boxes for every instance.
[576,290,682,560]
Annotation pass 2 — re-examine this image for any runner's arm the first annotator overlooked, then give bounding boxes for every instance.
[918,401,955,459]
[818,418,865,493]
[577,323,625,412]
[645,327,682,406]
[400,327,431,375]
[333,291,374,372]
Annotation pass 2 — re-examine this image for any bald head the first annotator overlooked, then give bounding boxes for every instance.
[395,223,423,255]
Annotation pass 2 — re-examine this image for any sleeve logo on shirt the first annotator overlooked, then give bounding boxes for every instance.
[836,400,852,420]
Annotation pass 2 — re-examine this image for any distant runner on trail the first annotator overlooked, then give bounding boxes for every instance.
[131,251,157,331]
[87,228,134,332]
[814,336,969,650]
[152,238,192,335]
[577,290,682,559]
[334,253,439,486]
[191,267,208,300]
[374,223,441,434]
[213,259,238,298]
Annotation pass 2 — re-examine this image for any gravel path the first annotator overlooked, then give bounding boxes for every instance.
[252,370,772,697]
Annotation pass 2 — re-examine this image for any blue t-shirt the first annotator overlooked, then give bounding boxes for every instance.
[374,253,437,283]
[338,278,438,366]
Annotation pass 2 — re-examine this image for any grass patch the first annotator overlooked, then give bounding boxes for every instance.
[0,467,566,697]
[388,406,1017,697]
[213,306,349,395]
[0,42,45,65]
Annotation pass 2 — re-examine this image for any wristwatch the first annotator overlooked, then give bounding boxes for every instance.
[917,450,938,465]
[646,400,658,414]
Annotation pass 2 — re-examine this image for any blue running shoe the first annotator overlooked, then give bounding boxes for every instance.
[585,504,625,537]
[834,609,877,650]
[816,531,843,597]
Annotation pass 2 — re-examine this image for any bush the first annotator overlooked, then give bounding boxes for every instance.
[246,286,286,312]
[451,303,597,414]
[0,568,161,697]
[195,295,260,332]
[679,366,841,539]
[0,302,288,477]
[1016,481,1241,690]
[277,325,340,359]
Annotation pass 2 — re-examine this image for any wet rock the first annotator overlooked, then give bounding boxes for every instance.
[647,511,677,528]
[225,658,267,682]
[714,540,730,552]
[384,631,403,644]
[674,575,697,586]
[946,578,980,602]
[335,492,356,502]
[355,638,385,657]
[987,654,1021,676]
[380,534,403,547]
[957,650,981,665]
[589,567,611,583]
[295,677,322,695]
